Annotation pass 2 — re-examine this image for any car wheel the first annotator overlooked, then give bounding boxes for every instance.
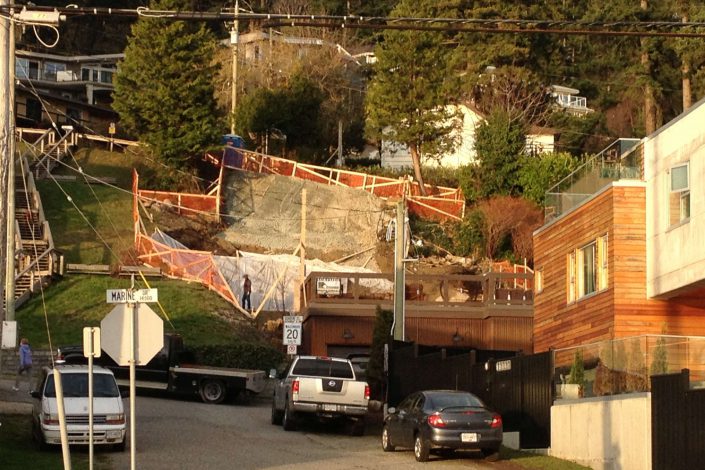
[381,425,395,451]
[282,402,297,431]
[482,447,500,462]
[414,434,430,462]
[113,440,127,452]
[199,379,226,404]
[271,399,284,425]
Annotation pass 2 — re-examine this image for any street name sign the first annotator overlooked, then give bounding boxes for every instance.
[106,288,158,304]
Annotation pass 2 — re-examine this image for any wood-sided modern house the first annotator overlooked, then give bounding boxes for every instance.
[299,270,534,357]
[534,96,705,353]
[15,50,121,132]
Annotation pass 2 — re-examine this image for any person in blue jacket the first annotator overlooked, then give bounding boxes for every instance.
[13,338,33,391]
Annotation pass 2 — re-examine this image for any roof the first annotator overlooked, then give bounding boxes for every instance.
[50,364,113,374]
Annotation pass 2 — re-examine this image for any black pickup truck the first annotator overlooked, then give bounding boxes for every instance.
[57,333,266,404]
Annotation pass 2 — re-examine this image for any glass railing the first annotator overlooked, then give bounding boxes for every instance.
[553,335,705,399]
[545,138,642,220]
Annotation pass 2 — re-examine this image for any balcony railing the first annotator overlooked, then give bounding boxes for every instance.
[545,138,643,221]
[301,271,534,312]
[554,335,705,399]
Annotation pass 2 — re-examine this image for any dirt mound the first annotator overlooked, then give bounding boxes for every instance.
[218,171,393,262]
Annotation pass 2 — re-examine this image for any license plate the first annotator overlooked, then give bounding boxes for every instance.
[323,404,337,412]
[461,433,478,443]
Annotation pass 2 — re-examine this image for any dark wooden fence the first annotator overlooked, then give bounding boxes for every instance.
[388,342,553,449]
[652,369,705,470]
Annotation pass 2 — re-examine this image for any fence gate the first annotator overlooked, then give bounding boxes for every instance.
[652,369,705,470]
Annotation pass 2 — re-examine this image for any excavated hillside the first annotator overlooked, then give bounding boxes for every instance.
[217,171,394,264]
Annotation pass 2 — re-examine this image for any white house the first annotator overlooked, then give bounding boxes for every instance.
[376,104,556,169]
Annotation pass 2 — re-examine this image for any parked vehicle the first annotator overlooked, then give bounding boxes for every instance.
[346,353,370,381]
[56,333,266,404]
[270,356,369,435]
[382,390,502,462]
[31,365,126,451]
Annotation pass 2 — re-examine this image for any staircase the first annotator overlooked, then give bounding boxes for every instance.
[2,153,62,313]
[30,126,76,179]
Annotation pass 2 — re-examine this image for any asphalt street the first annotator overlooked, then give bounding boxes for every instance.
[108,394,519,470]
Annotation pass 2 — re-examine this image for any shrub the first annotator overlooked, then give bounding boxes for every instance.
[186,342,285,372]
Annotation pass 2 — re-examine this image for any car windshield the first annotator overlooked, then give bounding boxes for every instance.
[292,359,354,379]
[428,393,485,410]
[44,373,120,398]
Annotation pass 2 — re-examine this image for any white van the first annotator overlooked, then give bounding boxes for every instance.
[31,365,126,451]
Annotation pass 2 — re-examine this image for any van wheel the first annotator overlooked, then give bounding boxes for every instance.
[199,379,226,404]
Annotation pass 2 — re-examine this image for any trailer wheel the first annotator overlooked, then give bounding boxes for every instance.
[199,379,226,404]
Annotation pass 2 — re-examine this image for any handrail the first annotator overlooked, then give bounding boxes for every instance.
[34,128,74,176]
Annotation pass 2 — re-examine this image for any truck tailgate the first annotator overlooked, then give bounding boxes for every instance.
[297,377,367,406]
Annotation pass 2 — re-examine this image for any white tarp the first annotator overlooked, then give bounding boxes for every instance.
[150,230,392,312]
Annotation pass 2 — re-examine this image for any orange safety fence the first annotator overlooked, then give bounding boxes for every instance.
[207,149,466,222]
[132,169,243,311]
[135,231,238,307]
[133,167,223,220]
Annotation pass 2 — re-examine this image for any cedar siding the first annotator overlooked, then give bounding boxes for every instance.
[534,182,705,353]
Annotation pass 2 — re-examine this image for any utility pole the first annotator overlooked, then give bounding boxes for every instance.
[392,200,406,341]
[298,188,307,310]
[230,0,239,135]
[0,0,10,330]
[5,6,15,322]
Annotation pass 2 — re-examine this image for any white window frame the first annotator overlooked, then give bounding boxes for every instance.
[670,162,690,225]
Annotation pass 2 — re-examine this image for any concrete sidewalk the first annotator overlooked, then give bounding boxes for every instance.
[0,376,34,415]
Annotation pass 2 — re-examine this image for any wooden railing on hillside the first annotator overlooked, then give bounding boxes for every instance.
[207,149,466,222]
[301,271,534,313]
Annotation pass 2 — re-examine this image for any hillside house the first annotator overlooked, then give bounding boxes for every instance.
[533,96,705,354]
[549,85,593,117]
[378,104,557,170]
[15,50,121,131]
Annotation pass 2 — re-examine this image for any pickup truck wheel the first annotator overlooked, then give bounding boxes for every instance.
[381,425,395,451]
[113,440,127,452]
[199,379,226,404]
[282,402,297,431]
[271,399,284,425]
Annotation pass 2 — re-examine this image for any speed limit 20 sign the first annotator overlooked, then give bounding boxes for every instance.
[283,315,302,346]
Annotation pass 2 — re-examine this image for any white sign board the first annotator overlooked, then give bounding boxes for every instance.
[1,321,17,349]
[101,303,164,366]
[283,322,302,346]
[282,315,303,323]
[106,288,159,304]
[287,344,297,355]
[496,360,512,372]
[83,327,101,358]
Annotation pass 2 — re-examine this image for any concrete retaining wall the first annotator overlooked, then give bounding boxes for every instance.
[550,393,651,470]
[0,349,53,379]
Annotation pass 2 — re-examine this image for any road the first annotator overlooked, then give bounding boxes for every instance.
[108,395,518,470]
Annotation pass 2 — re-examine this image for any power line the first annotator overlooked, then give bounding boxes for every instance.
[5,6,705,38]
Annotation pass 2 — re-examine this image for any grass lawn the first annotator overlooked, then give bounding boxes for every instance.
[0,415,111,470]
[16,274,254,349]
[501,447,591,469]
[36,180,134,265]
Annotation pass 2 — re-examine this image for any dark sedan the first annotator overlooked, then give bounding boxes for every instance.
[381,390,503,462]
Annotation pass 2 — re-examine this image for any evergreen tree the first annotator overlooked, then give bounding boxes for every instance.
[365,0,462,194]
[113,0,224,170]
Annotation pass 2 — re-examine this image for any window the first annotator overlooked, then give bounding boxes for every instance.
[567,253,576,303]
[535,267,544,294]
[578,242,597,297]
[16,58,39,79]
[43,61,66,81]
[567,235,608,302]
[670,163,690,225]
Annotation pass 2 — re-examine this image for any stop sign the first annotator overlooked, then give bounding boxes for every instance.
[101,303,164,366]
